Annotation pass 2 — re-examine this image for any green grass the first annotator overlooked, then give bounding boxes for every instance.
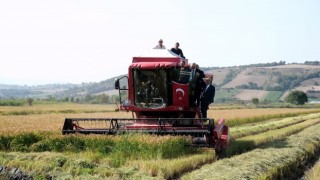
[215,89,240,102]
[182,123,320,180]
[263,91,283,102]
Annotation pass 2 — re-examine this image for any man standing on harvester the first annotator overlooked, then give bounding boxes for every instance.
[154,39,166,49]
[201,77,215,118]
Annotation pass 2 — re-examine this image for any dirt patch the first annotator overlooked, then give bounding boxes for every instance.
[300,78,320,86]
[206,68,230,85]
[222,69,269,88]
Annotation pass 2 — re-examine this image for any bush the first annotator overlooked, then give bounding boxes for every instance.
[252,97,259,105]
[10,133,42,151]
[0,136,14,150]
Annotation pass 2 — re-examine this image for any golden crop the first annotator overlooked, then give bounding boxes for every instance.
[208,108,317,120]
[0,103,318,134]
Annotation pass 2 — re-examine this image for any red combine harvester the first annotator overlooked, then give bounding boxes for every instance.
[62,49,229,151]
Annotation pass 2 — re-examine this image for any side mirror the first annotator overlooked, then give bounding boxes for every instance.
[115,78,120,89]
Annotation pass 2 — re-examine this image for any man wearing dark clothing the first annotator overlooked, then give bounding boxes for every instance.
[201,78,215,118]
[171,42,185,58]
[189,63,206,107]
[179,61,191,84]
[194,72,206,107]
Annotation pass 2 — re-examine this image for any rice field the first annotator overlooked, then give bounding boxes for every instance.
[0,103,320,179]
[0,103,318,134]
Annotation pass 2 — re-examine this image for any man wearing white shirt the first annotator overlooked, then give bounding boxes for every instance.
[154,39,166,49]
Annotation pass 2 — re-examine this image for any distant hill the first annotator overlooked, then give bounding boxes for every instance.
[1,63,319,103]
[207,64,320,102]
[0,83,79,99]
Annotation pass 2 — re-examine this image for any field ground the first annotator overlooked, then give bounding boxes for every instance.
[1,103,320,179]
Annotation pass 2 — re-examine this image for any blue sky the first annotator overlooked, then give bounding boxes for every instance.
[0,0,319,85]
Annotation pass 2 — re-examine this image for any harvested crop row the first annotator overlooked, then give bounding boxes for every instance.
[223,109,320,127]
[304,158,320,180]
[225,118,320,156]
[230,113,320,139]
[125,149,215,179]
[0,150,215,179]
[170,114,319,178]
[182,123,320,180]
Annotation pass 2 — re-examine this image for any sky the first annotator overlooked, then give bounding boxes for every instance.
[0,0,319,85]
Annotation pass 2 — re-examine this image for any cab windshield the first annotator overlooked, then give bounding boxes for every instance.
[133,69,168,108]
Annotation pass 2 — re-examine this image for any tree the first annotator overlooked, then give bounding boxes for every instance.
[252,97,259,105]
[27,98,34,106]
[99,94,109,104]
[285,90,308,105]
[84,94,93,102]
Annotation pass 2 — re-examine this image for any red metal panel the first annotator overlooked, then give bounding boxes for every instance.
[132,57,181,63]
[129,105,193,112]
[130,62,177,69]
[128,67,134,107]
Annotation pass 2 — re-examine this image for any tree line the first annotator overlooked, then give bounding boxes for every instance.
[49,94,120,104]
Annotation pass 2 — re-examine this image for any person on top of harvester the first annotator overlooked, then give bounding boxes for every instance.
[171,42,185,58]
[153,39,166,49]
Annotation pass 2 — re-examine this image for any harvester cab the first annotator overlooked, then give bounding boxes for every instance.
[62,49,229,151]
